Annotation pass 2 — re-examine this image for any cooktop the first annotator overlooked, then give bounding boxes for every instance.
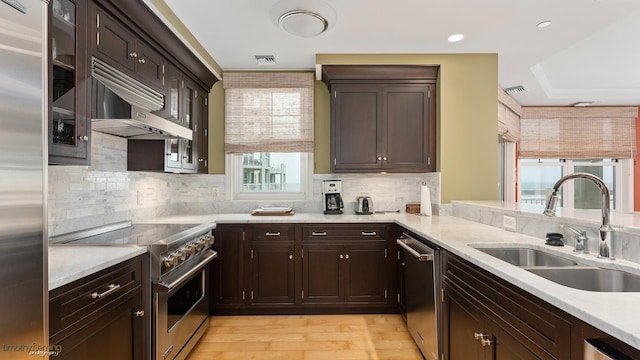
[50,221,215,246]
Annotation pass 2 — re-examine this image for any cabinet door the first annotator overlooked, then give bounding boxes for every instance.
[212,226,247,307]
[49,0,89,165]
[383,85,435,172]
[442,281,485,360]
[94,8,136,74]
[302,243,343,303]
[332,85,383,172]
[134,41,165,92]
[196,88,209,173]
[53,292,144,360]
[250,242,296,305]
[344,242,388,304]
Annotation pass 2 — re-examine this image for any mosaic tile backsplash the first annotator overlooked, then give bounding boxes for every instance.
[48,132,442,236]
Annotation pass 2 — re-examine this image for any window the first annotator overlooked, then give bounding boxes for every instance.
[223,72,314,200]
[519,159,632,212]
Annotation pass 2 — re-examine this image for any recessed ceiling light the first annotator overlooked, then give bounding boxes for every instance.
[448,34,464,42]
[255,55,277,65]
[537,21,552,28]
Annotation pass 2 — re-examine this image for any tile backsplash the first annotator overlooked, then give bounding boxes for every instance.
[48,132,442,236]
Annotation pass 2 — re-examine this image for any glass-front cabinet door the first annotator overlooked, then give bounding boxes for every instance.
[50,0,88,164]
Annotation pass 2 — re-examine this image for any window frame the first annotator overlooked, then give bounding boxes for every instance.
[518,158,633,213]
[225,152,314,201]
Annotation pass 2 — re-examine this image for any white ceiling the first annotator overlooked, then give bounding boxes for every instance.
[161,0,640,106]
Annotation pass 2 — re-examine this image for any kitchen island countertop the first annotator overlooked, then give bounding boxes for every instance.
[143,211,640,351]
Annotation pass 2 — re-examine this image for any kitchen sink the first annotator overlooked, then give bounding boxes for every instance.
[474,246,581,267]
[526,267,640,292]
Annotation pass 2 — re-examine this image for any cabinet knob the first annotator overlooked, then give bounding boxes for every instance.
[288,254,293,260]
[138,58,146,64]
[198,158,204,162]
[78,135,89,142]
[383,156,387,161]
[129,51,138,58]
[134,310,145,317]
[377,156,382,161]
[474,332,493,346]
[345,254,350,259]
[339,254,344,259]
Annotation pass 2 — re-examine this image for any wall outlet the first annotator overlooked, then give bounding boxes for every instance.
[212,187,219,198]
[503,215,516,231]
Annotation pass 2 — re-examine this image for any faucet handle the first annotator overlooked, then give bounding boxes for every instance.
[563,225,587,253]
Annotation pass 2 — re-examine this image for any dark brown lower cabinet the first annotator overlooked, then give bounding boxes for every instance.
[49,255,148,360]
[211,223,395,313]
[250,241,296,305]
[442,250,572,360]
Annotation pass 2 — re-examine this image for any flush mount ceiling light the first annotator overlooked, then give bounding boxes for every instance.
[504,85,528,94]
[572,101,595,107]
[447,33,464,42]
[270,0,337,38]
[279,10,328,37]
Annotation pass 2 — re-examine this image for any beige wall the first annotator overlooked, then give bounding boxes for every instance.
[208,53,499,203]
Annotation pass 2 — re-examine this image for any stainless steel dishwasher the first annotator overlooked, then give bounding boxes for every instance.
[397,232,440,360]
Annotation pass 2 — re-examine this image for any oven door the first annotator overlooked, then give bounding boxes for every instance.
[154,250,216,360]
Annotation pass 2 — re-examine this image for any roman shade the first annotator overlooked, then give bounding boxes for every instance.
[520,107,638,159]
[223,72,314,153]
[497,88,521,142]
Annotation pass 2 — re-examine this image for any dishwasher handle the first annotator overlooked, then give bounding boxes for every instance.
[397,239,434,262]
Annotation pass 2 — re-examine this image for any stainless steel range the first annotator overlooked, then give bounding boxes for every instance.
[51,220,217,360]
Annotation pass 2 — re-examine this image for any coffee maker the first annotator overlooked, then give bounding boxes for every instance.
[322,180,344,214]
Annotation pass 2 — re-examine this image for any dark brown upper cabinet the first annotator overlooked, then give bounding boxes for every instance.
[49,0,90,165]
[322,65,438,173]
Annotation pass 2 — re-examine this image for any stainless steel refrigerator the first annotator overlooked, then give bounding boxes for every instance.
[0,0,48,359]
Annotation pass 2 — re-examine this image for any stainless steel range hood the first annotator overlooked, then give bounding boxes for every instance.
[91,57,192,140]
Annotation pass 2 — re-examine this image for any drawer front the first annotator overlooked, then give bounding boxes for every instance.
[301,224,388,241]
[49,255,144,336]
[252,224,296,241]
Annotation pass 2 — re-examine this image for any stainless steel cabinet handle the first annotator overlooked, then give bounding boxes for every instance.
[311,231,327,236]
[91,284,121,299]
[362,231,377,236]
[135,310,145,317]
[266,232,281,236]
[129,51,138,58]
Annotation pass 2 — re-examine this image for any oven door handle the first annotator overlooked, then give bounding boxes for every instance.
[154,249,217,293]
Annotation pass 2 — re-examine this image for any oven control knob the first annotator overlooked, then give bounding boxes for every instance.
[181,244,196,256]
[175,250,186,262]
[202,235,214,246]
[163,254,179,268]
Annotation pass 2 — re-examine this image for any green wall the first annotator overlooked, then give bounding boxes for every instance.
[208,53,499,203]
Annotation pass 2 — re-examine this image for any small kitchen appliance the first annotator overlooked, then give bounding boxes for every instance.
[322,180,344,214]
[355,196,374,215]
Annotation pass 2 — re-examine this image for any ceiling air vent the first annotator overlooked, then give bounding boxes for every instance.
[255,55,277,65]
[504,85,527,95]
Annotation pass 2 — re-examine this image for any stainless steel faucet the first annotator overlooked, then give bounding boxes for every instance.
[543,173,614,259]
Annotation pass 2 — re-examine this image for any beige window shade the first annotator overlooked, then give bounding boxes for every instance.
[497,88,522,142]
[224,72,314,153]
[520,107,638,159]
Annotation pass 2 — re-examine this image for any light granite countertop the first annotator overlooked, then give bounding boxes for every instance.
[48,245,147,291]
[142,211,640,351]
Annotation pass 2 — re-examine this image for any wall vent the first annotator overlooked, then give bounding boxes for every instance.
[255,55,277,65]
[504,85,527,94]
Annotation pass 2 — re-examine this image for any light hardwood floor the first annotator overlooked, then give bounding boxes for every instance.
[186,314,424,360]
